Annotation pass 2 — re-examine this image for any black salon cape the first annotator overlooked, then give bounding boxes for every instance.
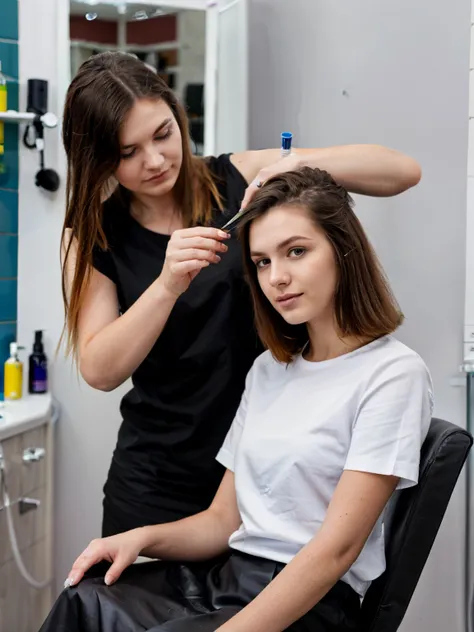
[38,553,361,631]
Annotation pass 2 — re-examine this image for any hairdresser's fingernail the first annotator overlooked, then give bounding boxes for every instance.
[104,574,112,586]
[215,255,221,262]
[64,577,73,589]
[219,231,230,239]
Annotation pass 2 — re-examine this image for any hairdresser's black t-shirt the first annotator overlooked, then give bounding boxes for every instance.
[93,154,261,531]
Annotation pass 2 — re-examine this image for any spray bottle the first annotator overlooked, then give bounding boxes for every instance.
[4,343,23,401]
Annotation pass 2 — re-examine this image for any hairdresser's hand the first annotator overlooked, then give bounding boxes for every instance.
[241,153,302,209]
[64,529,146,588]
[159,227,230,297]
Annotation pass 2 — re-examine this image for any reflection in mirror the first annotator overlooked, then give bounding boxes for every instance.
[69,1,206,155]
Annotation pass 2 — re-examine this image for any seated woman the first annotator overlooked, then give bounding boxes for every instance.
[39,167,433,632]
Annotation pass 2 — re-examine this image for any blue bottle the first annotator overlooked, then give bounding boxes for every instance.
[28,330,48,394]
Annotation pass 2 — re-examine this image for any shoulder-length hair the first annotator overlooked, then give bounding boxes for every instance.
[238,167,403,363]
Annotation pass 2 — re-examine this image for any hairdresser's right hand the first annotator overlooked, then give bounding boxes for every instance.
[160,227,230,297]
[64,529,145,588]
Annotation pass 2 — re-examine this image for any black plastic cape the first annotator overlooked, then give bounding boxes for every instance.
[38,552,361,631]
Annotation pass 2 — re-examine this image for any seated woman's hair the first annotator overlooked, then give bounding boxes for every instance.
[238,167,404,363]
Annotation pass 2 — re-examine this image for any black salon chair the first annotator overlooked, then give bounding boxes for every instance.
[359,417,472,632]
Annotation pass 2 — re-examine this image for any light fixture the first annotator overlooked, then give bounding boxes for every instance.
[85,12,98,20]
[133,10,149,20]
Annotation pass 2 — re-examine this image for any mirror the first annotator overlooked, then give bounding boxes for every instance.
[69,1,206,155]
[67,0,248,159]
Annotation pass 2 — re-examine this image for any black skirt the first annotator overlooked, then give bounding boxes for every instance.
[38,551,361,632]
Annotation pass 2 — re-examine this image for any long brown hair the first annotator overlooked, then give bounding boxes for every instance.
[61,51,222,355]
[238,167,403,363]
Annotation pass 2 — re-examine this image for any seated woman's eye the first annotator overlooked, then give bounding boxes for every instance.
[289,247,306,258]
[256,258,270,269]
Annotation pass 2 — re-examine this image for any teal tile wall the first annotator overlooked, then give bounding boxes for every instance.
[0,1,18,42]
[0,0,19,397]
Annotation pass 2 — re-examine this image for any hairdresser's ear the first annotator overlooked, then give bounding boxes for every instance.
[101,175,119,202]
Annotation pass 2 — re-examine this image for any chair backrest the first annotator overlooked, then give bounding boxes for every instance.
[360,417,472,632]
[184,83,204,117]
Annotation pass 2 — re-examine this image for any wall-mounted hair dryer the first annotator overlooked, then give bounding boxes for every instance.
[22,79,60,193]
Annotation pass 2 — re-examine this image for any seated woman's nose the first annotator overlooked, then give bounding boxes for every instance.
[270,268,290,287]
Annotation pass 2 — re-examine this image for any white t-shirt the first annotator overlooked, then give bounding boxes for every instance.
[216,335,434,597]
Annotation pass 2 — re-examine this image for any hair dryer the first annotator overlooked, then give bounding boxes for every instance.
[23,79,60,192]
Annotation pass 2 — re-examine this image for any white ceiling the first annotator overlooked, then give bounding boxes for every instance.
[70,1,179,21]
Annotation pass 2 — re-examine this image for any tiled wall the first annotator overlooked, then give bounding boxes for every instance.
[0,0,19,397]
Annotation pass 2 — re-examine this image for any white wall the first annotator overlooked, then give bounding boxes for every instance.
[464,3,474,360]
[18,0,127,594]
[248,1,470,631]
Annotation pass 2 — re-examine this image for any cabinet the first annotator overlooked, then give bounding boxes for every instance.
[0,421,53,631]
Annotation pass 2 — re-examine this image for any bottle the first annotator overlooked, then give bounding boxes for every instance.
[4,342,23,400]
[28,330,48,394]
[0,61,7,175]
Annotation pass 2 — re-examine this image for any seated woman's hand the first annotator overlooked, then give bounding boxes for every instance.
[64,529,145,588]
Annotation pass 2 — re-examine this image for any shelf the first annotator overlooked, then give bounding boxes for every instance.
[0,111,58,128]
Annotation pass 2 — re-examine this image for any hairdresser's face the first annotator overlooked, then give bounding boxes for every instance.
[115,98,183,197]
[249,205,337,327]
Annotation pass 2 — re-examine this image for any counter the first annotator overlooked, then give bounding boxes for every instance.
[0,394,53,441]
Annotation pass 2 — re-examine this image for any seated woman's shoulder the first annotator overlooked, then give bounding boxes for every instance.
[371,336,432,387]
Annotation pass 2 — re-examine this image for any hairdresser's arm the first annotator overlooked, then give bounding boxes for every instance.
[216,470,399,632]
[231,145,421,205]
[63,227,228,391]
[66,470,240,587]
[140,470,240,560]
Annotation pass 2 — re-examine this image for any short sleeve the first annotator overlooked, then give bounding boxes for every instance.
[205,154,248,215]
[92,246,117,284]
[216,365,254,471]
[344,355,434,490]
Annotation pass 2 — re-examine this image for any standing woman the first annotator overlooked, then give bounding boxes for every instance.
[62,51,421,537]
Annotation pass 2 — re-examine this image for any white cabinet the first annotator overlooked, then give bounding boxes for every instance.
[0,421,54,632]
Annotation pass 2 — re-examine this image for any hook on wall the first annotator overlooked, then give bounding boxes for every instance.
[21,79,60,193]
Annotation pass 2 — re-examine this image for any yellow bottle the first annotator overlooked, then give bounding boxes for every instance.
[4,342,23,400]
[0,60,7,173]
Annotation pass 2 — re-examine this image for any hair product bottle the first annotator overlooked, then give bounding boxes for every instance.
[4,342,23,400]
[0,61,7,175]
[28,330,48,394]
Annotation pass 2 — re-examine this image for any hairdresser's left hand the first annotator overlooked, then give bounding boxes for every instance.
[241,153,302,210]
